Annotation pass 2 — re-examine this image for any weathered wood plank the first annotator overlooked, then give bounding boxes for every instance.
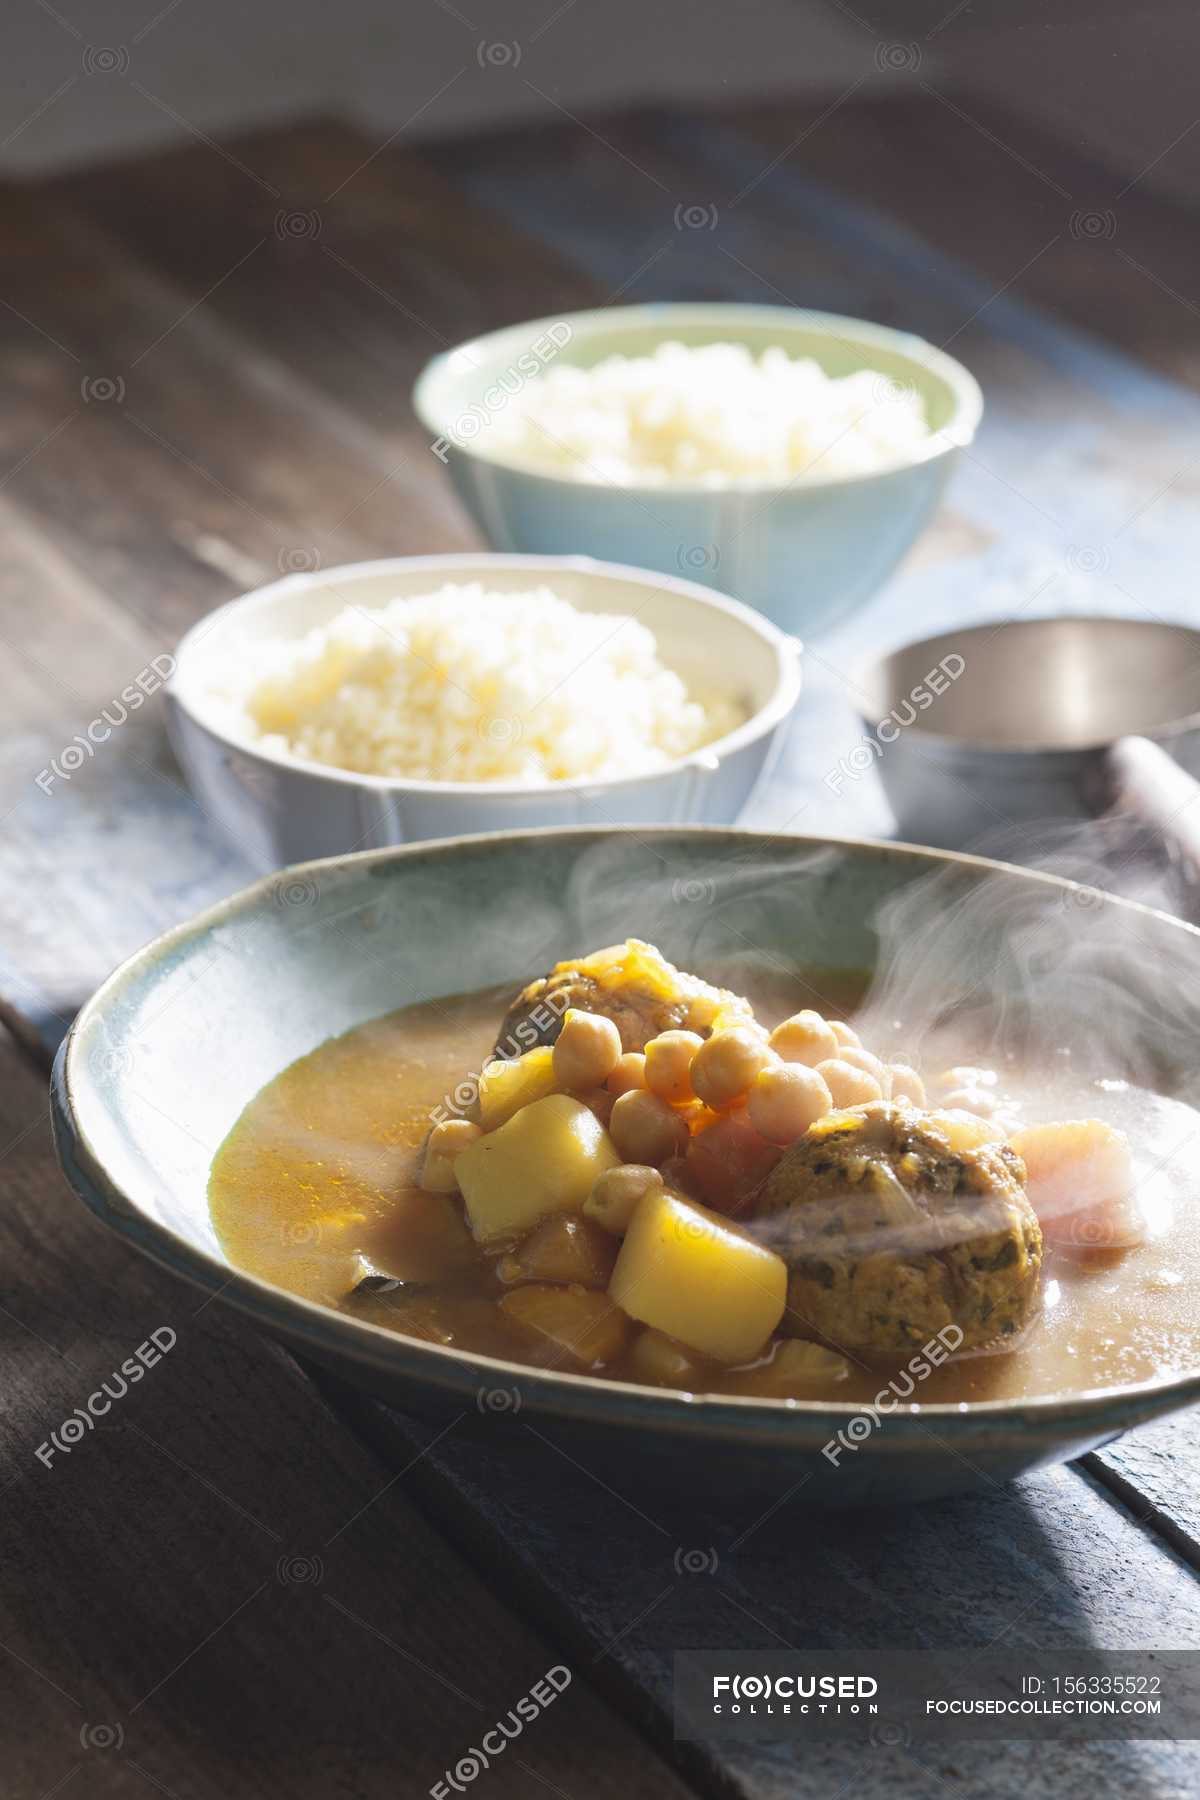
[0,176,469,634]
[0,1033,698,1799]
[1085,1424,1200,1572]
[731,94,1200,387]
[0,123,612,1041]
[337,1387,1200,1800]
[54,119,600,438]
[0,495,251,1045]
[4,114,1200,1762]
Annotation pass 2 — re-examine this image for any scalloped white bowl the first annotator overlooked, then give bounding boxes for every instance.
[166,553,802,870]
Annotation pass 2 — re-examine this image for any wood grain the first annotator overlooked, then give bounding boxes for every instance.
[3,106,1200,1800]
[0,1032,695,1799]
[57,119,600,437]
[731,94,1200,386]
[0,177,468,635]
[0,126,601,1036]
[338,1387,1200,1800]
[14,95,1200,1039]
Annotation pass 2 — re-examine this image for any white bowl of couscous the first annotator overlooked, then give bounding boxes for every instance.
[167,553,802,869]
[413,302,983,639]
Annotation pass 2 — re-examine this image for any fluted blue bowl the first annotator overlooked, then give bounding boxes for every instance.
[413,303,983,638]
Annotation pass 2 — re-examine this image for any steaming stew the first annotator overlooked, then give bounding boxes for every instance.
[210,943,1200,1405]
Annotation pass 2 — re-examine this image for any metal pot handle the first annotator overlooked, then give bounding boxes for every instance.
[1104,735,1200,914]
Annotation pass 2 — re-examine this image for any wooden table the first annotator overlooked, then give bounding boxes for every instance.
[4,96,1200,1798]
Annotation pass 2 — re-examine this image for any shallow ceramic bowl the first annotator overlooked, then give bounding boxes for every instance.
[52,828,1200,1505]
[166,553,801,870]
[412,303,983,638]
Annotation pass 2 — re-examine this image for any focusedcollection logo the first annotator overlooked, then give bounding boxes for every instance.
[430,323,572,462]
[35,1328,177,1468]
[822,1324,963,1464]
[825,653,965,794]
[35,655,176,794]
[428,987,570,1127]
[677,1649,1190,1742]
[429,1665,571,1797]
[706,1670,880,1720]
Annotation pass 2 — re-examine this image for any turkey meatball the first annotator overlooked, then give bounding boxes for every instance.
[755,1100,1043,1357]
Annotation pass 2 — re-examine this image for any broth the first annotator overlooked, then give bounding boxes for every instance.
[209,972,1200,1405]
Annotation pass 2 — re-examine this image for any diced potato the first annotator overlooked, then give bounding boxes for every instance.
[499,1284,630,1368]
[627,1326,708,1389]
[722,1338,852,1399]
[509,1215,618,1287]
[478,1047,558,1131]
[1010,1118,1143,1248]
[455,1094,621,1244]
[609,1186,787,1363]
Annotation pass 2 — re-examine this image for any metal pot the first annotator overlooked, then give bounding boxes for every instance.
[857,616,1200,856]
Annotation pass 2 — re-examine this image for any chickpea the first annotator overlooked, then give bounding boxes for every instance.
[747,1063,832,1145]
[643,1030,703,1105]
[830,1020,862,1050]
[609,1089,689,1166]
[887,1063,927,1107]
[690,1026,774,1111]
[606,1052,647,1097]
[768,1009,838,1068]
[837,1045,884,1082]
[942,1085,995,1118]
[552,1008,621,1090]
[583,1164,663,1235]
[421,1118,482,1193]
[816,1058,882,1109]
[936,1064,998,1094]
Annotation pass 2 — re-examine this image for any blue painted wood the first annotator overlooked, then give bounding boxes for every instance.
[337,1389,1200,1800]
[1085,1422,1200,1571]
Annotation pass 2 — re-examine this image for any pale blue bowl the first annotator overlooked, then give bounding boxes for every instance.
[413,303,983,638]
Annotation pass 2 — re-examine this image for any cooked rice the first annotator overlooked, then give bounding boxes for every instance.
[209,582,743,783]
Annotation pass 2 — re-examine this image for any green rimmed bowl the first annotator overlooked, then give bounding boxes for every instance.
[51,828,1200,1504]
[413,303,983,638]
